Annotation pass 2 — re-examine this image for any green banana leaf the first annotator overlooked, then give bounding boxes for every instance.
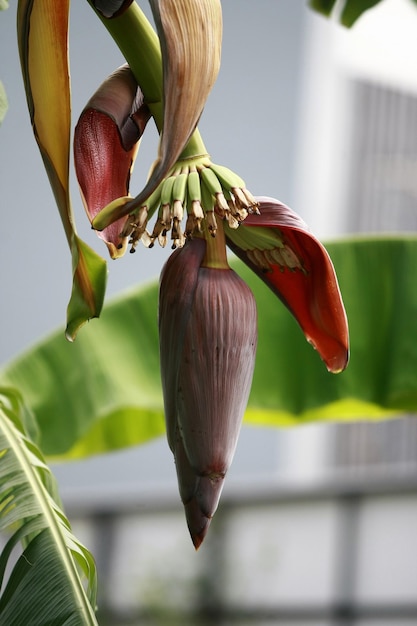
[1,237,417,461]
[0,388,97,624]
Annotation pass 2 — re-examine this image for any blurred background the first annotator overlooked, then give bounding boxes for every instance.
[2,0,417,624]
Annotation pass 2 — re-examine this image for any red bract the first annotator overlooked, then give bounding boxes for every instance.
[225,196,349,373]
[74,65,151,258]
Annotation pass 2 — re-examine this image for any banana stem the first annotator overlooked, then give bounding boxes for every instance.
[200,218,229,270]
[89,1,162,122]
[88,1,208,159]
[179,129,208,161]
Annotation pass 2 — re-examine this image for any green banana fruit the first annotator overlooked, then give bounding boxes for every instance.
[172,169,189,203]
[187,168,202,203]
[209,162,246,191]
[199,165,223,196]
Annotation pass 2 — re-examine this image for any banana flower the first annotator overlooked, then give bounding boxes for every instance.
[74,67,348,373]
[20,0,349,548]
[75,64,349,548]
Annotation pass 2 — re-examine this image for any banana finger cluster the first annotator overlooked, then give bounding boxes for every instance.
[121,161,259,252]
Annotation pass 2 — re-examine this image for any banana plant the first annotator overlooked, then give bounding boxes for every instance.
[71,1,349,546]
[1,0,416,616]
[16,0,349,547]
[9,0,411,599]
[13,0,410,563]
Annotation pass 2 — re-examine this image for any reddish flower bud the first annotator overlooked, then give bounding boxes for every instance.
[159,238,257,548]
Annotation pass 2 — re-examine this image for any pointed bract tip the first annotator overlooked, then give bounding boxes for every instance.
[184,498,212,550]
[173,438,226,548]
[325,346,350,374]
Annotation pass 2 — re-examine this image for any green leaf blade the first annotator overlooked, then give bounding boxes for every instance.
[1,281,163,457]
[0,529,94,626]
[0,390,98,623]
[2,238,417,460]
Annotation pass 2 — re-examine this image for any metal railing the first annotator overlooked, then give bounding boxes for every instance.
[63,460,417,626]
